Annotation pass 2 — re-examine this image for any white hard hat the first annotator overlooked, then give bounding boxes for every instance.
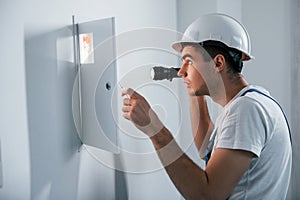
[172,13,254,61]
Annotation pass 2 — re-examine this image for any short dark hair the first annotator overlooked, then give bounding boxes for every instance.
[181,41,244,74]
[202,41,243,74]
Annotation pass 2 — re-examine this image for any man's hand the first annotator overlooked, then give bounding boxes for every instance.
[121,88,164,137]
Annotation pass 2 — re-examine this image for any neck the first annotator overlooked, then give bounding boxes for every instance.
[211,74,249,107]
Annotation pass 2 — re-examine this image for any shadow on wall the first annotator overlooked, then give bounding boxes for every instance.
[24,26,82,199]
[24,26,128,200]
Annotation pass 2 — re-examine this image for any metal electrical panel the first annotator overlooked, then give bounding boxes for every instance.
[72,17,119,153]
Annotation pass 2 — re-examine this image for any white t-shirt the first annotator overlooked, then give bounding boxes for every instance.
[212,85,292,199]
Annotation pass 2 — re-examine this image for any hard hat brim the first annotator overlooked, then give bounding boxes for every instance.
[171,40,254,61]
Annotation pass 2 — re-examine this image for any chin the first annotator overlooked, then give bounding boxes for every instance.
[193,89,209,96]
[186,88,197,96]
[188,90,201,96]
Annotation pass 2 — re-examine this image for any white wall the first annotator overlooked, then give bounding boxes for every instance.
[0,1,31,200]
[1,0,296,199]
[241,0,291,120]
[0,0,181,199]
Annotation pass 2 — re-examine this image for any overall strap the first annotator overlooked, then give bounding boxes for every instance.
[240,88,292,145]
[205,88,292,166]
[205,130,217,165]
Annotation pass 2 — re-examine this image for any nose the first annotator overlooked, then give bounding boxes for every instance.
[178,62,187,77]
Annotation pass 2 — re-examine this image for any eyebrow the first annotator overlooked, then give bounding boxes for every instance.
[181,54,193,61]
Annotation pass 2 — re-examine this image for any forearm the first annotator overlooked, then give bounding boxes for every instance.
[189,96,213,151]
[150,127,210,199]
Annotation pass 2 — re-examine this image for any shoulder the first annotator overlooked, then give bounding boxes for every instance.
[216,95,268,157]
[226,95,266,119]
[227,86,279,123]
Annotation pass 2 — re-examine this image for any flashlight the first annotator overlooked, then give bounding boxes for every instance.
[151,66,181,81]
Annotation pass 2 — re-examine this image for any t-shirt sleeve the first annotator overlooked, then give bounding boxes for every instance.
[215,97,267,157]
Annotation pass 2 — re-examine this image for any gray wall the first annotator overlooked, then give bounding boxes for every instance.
[0,0,179,199]
[242,0,291,119]
[0,0,297,199]
[0,1,31,199]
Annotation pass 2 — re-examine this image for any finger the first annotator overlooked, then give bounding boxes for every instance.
[122,113,131,120]
[122,105,131,113]
[121,88,142,99]
[121,88,132,97]
[121,89,127,97]
[126,88,136,97]
[123,98,131,106]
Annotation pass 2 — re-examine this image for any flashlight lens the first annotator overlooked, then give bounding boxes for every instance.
[150,68,155,79]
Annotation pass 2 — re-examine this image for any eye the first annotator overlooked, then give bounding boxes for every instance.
[180,56,193,66]
[185,58,193,65]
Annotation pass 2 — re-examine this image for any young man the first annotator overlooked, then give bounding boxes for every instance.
[121,13,292,199]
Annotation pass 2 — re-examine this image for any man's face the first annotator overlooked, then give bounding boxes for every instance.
[177,46,211,96]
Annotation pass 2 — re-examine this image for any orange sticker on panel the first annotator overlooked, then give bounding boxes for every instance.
[79,33,94,64]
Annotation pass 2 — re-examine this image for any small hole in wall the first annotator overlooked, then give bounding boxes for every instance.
[106,82,111,90]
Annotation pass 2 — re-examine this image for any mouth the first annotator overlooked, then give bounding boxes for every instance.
[184,81,191,88]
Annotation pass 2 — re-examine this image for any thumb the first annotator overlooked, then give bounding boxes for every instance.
[122,88,142,99]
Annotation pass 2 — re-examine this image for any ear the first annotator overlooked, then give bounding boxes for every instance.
[213,54,225,72]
